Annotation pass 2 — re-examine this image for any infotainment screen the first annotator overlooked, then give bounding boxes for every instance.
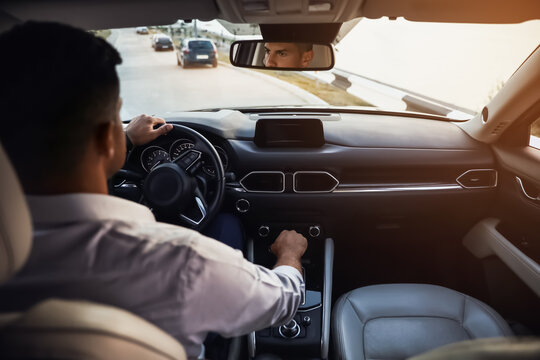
[254,119,325,148]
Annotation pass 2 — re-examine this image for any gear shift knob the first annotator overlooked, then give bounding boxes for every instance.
[279,319,300,338]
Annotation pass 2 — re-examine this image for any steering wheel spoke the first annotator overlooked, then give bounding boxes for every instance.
[179,194,208,227]
[174,149,202,174]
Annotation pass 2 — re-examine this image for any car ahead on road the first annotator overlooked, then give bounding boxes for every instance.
[152,34,174,51]
[0,1,539,360]
[176,38,218,68]
[136,26,148,34]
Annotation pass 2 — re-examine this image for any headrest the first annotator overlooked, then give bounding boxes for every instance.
[0,143,32,283]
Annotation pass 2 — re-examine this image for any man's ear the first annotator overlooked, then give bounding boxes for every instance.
[93,122,115,160]
[302,50,314,67]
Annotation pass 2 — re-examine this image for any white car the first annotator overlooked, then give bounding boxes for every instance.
[136,26,148,34]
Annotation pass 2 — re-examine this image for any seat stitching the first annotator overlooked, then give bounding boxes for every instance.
[346,296,367,360]
[362,318,366,360]
[335,294,353,360]
[363,314,463,323]
[362,314,471,344]
[464,294,512,336]
[345,300,471,360]
[460,296,473,339]
[338,297,349,360]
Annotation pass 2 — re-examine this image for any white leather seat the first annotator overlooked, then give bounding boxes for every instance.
[332,284,513,360]
[0,143,186,360]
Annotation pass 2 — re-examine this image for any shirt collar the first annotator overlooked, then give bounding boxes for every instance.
[26,193,155,225]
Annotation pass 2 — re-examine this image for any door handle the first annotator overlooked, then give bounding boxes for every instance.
[515,176,540,203]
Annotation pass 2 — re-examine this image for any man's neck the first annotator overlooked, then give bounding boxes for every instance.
[25,167,109,196]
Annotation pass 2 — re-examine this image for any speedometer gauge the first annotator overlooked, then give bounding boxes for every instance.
[169,139,195,161]
[141,146,171,172]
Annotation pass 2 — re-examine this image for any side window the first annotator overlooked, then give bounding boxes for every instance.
[530,118,540,150]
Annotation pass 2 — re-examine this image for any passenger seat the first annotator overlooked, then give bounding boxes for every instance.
[332,283,512,360]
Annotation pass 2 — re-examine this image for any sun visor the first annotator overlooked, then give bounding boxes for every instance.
[0,0,220,31]
[361,0,540,24]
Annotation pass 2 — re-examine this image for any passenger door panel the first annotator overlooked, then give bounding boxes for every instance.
[463,144,540,333]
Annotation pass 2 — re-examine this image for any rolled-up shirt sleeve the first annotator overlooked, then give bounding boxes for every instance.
[177,234,305,354]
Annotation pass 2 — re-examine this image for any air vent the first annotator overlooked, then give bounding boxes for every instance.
[293,171,339,193]
[456,169,497,189]
[240,171,285,193]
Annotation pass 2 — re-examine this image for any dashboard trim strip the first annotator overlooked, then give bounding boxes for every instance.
[334,184,463,193]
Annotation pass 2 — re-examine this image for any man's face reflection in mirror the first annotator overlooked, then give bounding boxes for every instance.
[263,42,314,68]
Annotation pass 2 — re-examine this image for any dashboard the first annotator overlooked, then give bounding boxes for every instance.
[119,109,497,240]
[127,109,494,188]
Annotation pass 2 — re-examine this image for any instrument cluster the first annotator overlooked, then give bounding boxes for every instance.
[140,138,229,176]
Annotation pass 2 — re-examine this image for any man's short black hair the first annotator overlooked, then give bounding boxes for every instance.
[0,21,122,188]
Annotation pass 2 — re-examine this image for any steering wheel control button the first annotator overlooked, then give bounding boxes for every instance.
[309,225,321,238]
[279,319,300,339]
[235,198,250,213]
[258,225,270,237]
[178,150,201,170]
[302,316,312,327]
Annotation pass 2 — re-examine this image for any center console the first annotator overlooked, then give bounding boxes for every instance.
[246,223,334,360]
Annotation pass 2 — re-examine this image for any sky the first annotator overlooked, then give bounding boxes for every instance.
[335,18,540,112]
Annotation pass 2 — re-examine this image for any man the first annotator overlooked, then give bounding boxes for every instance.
[0,21,307,359]
[263,42,314,68]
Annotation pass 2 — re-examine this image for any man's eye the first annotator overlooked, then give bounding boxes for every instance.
[278,51,287,57]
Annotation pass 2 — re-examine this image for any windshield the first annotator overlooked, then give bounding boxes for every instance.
[98,19,539,120]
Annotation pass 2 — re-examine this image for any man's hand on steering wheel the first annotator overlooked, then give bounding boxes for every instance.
[126,114,173,146]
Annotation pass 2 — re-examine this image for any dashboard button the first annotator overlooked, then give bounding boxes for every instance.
[258,225,270,237]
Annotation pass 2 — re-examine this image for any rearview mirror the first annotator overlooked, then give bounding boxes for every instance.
[230,40,334,71]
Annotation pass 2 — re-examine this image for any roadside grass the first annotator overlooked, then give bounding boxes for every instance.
[218,51,231,64]
[261,71,372,107]
[90,29,111,39]
[217,50,372,107]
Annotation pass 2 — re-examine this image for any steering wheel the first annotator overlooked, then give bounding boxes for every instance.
[118,124,225,231]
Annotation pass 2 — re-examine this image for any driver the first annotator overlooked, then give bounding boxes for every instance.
[0,21,307,359]
[263,42,314,68]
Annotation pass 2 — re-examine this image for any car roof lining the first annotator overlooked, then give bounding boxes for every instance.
[1,0,539,33]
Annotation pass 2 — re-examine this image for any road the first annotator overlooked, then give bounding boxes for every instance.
[110,29,324,119]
